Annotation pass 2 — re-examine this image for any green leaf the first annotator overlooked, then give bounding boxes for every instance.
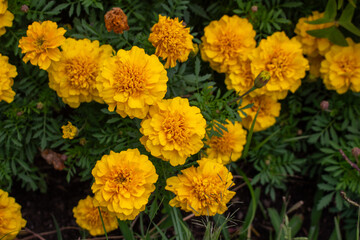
[268,208,281,235]
[338,3,355,23]
[307,26,348,46]
[280,2,303,8]
[118,220,135,240]
[317,192,334,210]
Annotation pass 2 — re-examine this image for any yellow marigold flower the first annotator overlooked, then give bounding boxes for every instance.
[239,94,281,132]
[0,10,14,36]
[140,97,206,166]
[0,0,7,14]
[0,54,17,103]
[320,38,360,94]
[0,189,26,240]
[91,149,158,220]
[249,31,309,100]
[206,121,247,165]
[165,158,235,216]
[61,121,78,139]
[225,58,255,95]
[18,21,66,70]
[104,7,129,34]
[48,38,113,108]
[307,55,324,81]
[73,195,118,236]
[294,11,334,57]
[200,15,256,73]
[97,46,168,119]
[149,15,194,69]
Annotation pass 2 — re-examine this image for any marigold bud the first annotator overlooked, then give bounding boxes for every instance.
[36,102,44,110]
[79,138,87,146]
[254,70,271,88]
[320,100,329,111]
[21,5,29,13]
[16,111,23,116]
[104,7,129,34]
[190,43,199,57]
[251,5,258,12]
[352,147,360,161]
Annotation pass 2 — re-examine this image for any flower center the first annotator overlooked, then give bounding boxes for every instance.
[115,170,132,184]
[162,113,189,144]
[86,207,101,226]
[217,33,242,58]
[266,50,291,79]
[113,61,146,95]
[337,56,357,76]
[209,132,234,154]
[192,177,221,204]
[35,37,45,49]
[65,57,98,89]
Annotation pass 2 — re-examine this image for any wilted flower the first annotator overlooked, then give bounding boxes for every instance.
[61,121,78,139]
[91,149,158,220]
[140,97,206,166]
[320,100,329,111]
[0,189,26,240]
[165,158,236,216]
[18,21,66,70]
[0,54,17,103]
[20,4,29,13]
[104,7,129,34]
[352,147,360,162]
[73,195,118,236]
[149,15,194,68]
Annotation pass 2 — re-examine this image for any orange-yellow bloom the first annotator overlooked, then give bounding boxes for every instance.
[165,158,236,216]
[0,54,17,103]
[320,38,360,94]
[0,0,7,14]
[0,9,14,36]
[61,121,78,139]
[91,149,158,220]
[97,46,168,119]
[149,15,194,68]
[18,21,66,70]
[73,195,118,236]
[225,58,255,95]
[140,97,206,166]
[200,15,256,73]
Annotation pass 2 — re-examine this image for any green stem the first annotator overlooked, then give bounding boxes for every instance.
[98,207,109,240]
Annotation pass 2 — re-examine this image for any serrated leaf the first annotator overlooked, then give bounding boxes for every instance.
[318,183,335,191]
[317,192,334,210]
[307,26,348,46]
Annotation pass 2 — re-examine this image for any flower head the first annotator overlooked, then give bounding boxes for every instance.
[0,189,26,240]
[0,54,17,103]
[0,8,14,36]
[73,195,118,236]
[165,158,235,216]
[295,11,334,57]
[249,32,309,99]
[18,21,66,70]
[239,94,281,132]
[104,7,129,34]
[206,121,247,165]
[62,121,78,139]
[140,97,206,166]
[97,46,168,119]
[0,0,7,14]
[225,59,254,94]
[91,149,158,220]
[48,38,113,108]
[320,38,360,94]
[149,15,194,68]
[200,15,256,73]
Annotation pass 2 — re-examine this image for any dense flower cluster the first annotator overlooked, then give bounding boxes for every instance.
[104,7,129,34]
[91,149,158,220]
[140,97,206,166]
[320,38,360,94]
[73,195,118,236]
[0,54,17,103]
[61,121,78,139]
[18,21,66,70]
[0,1,13,36]
[48,38,113,108]
[165,159,235,216]
[0,189,26,240]
[149,15,194,68]
[200,15,256,73]
[97,46,168,119]
[224,58,255,95]
[206,121,247,165]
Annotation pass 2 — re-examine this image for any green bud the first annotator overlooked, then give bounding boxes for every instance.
[254,70,271,89]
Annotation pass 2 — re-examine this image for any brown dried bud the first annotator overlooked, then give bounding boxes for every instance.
[182,21,187,27]
[104,7,129,34]
[352,147,360,161]
[36,102,44,110]
[251,5,258,12]
[254,70,271,89]
[297,129,303,135]
[320,100,329,111]
[79,138,87,146]
[16,111,23,116]
[21,5,29,13]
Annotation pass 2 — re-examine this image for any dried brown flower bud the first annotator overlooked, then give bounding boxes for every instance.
[21,5,29,13]
[104,7,129,34]
[254,70,271,88]
[352,147,360,161]
[79,138,87,146]
[320,100,329,111]
[251,5,258,12]
[17,111,23,116]
[36,102,44,110]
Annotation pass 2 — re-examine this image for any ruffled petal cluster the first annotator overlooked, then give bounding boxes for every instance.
[165,158,235,216]
[104,7,129,34]
[73,195,118,236]
[97,46,168,119]
[224,58,256,95]
[249,32,309,99]
[91,149,158,220]
[149,15,194,68]
[295,11,333,57]
[18,21,66,70]
[61,121,78,139]
[200,15,256,73]
[0,54,17,103]
[320,38,360,94]
[206,121,247,165]
[48,38,113,108]
[0,189,26,240]
[140,97,206,166]
[239,95,281,132]
[0,1,13,36]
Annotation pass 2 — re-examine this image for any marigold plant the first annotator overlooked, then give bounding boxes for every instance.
[0,54,17,103]
[91,149,158,220]
[200,15,256,73]
[149,15,194,68]
[165,158,236,216]
[249,31,309,99]
[320,38,360,94]
[140,97,206,166]
[96,46,168,119]
[0,189,26,240]
[73,195,118,236]
[61,121,78,139]
[18,20,66,70]
[48,38,113,108]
